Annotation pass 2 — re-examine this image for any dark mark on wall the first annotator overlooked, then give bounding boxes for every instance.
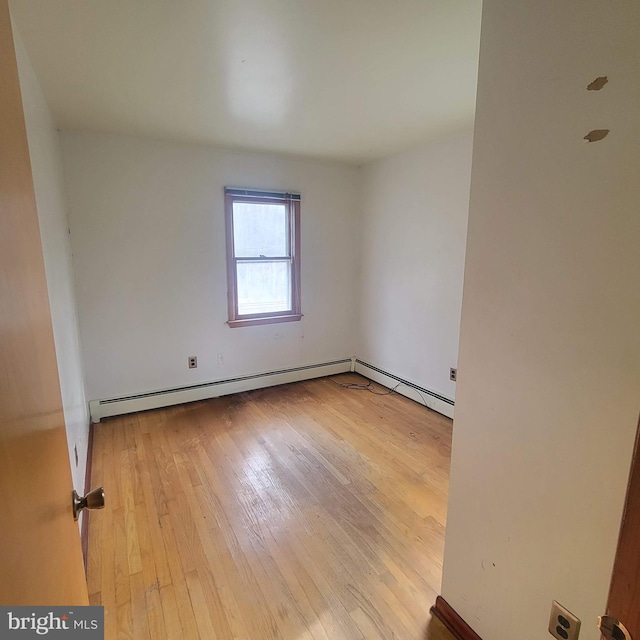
[587,76,608,91]
[584,129,609,143]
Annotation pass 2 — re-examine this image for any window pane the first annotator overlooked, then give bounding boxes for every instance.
[236,260,291,315]
[233,202,288,257]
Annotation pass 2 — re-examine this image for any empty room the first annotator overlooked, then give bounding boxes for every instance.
[2,2,639,640]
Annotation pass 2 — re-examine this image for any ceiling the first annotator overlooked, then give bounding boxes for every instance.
[10,0,481,164]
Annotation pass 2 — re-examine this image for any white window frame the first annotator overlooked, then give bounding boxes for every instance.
[224,188,302,328]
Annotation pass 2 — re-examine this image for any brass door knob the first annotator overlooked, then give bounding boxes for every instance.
[72,487,105,520]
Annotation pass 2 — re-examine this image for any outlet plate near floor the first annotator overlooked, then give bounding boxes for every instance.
[549,601,580,640]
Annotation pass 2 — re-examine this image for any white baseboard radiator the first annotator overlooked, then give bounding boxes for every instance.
[354,359,455,419]
[89,358,353,422]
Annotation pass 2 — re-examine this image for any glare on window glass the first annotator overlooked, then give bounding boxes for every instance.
[236,261,291,315]
[233,203,288,257]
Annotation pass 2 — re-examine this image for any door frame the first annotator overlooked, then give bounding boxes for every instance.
[605,414,640,638]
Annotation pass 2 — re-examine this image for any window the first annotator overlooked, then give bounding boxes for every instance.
[225,188,301,327]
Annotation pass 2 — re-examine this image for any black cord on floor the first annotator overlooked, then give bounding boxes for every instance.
[329,376,432,410]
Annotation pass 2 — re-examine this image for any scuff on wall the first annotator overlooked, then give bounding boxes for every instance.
[587,76,608,91]
[584,129,609,142]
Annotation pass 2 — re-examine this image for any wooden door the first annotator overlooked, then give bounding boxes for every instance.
[0,0,88,605]
[604,416,640,639]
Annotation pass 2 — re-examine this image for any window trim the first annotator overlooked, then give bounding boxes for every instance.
[224,189,301,328]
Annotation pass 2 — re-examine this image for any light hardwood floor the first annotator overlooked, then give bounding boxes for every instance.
[88,374,454,639]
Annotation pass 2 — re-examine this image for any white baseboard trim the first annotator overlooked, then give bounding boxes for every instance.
[89,358,352,422]
[354,359,455,419]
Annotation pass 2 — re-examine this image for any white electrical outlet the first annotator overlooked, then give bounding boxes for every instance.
[188,356,197,369]
[548,601,580,640]
[217,353,224,365]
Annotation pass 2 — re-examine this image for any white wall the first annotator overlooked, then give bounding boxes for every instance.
[442,2,640,639]
[60,132,359,401]
[357,134,473,410]
[13,27,90,498]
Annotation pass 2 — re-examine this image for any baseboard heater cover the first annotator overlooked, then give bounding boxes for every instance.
[90,358,352,422]
[354,359,455,419]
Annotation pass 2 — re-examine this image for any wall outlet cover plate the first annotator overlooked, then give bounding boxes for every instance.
[548,601,581,640]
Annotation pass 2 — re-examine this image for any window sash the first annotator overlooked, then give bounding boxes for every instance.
[232,201,290,258]
[234,257,294,317]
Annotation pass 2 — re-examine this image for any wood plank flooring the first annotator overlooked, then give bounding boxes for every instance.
[88,374,454,639]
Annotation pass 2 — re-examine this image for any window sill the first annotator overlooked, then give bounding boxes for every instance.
[227,314,302,328]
